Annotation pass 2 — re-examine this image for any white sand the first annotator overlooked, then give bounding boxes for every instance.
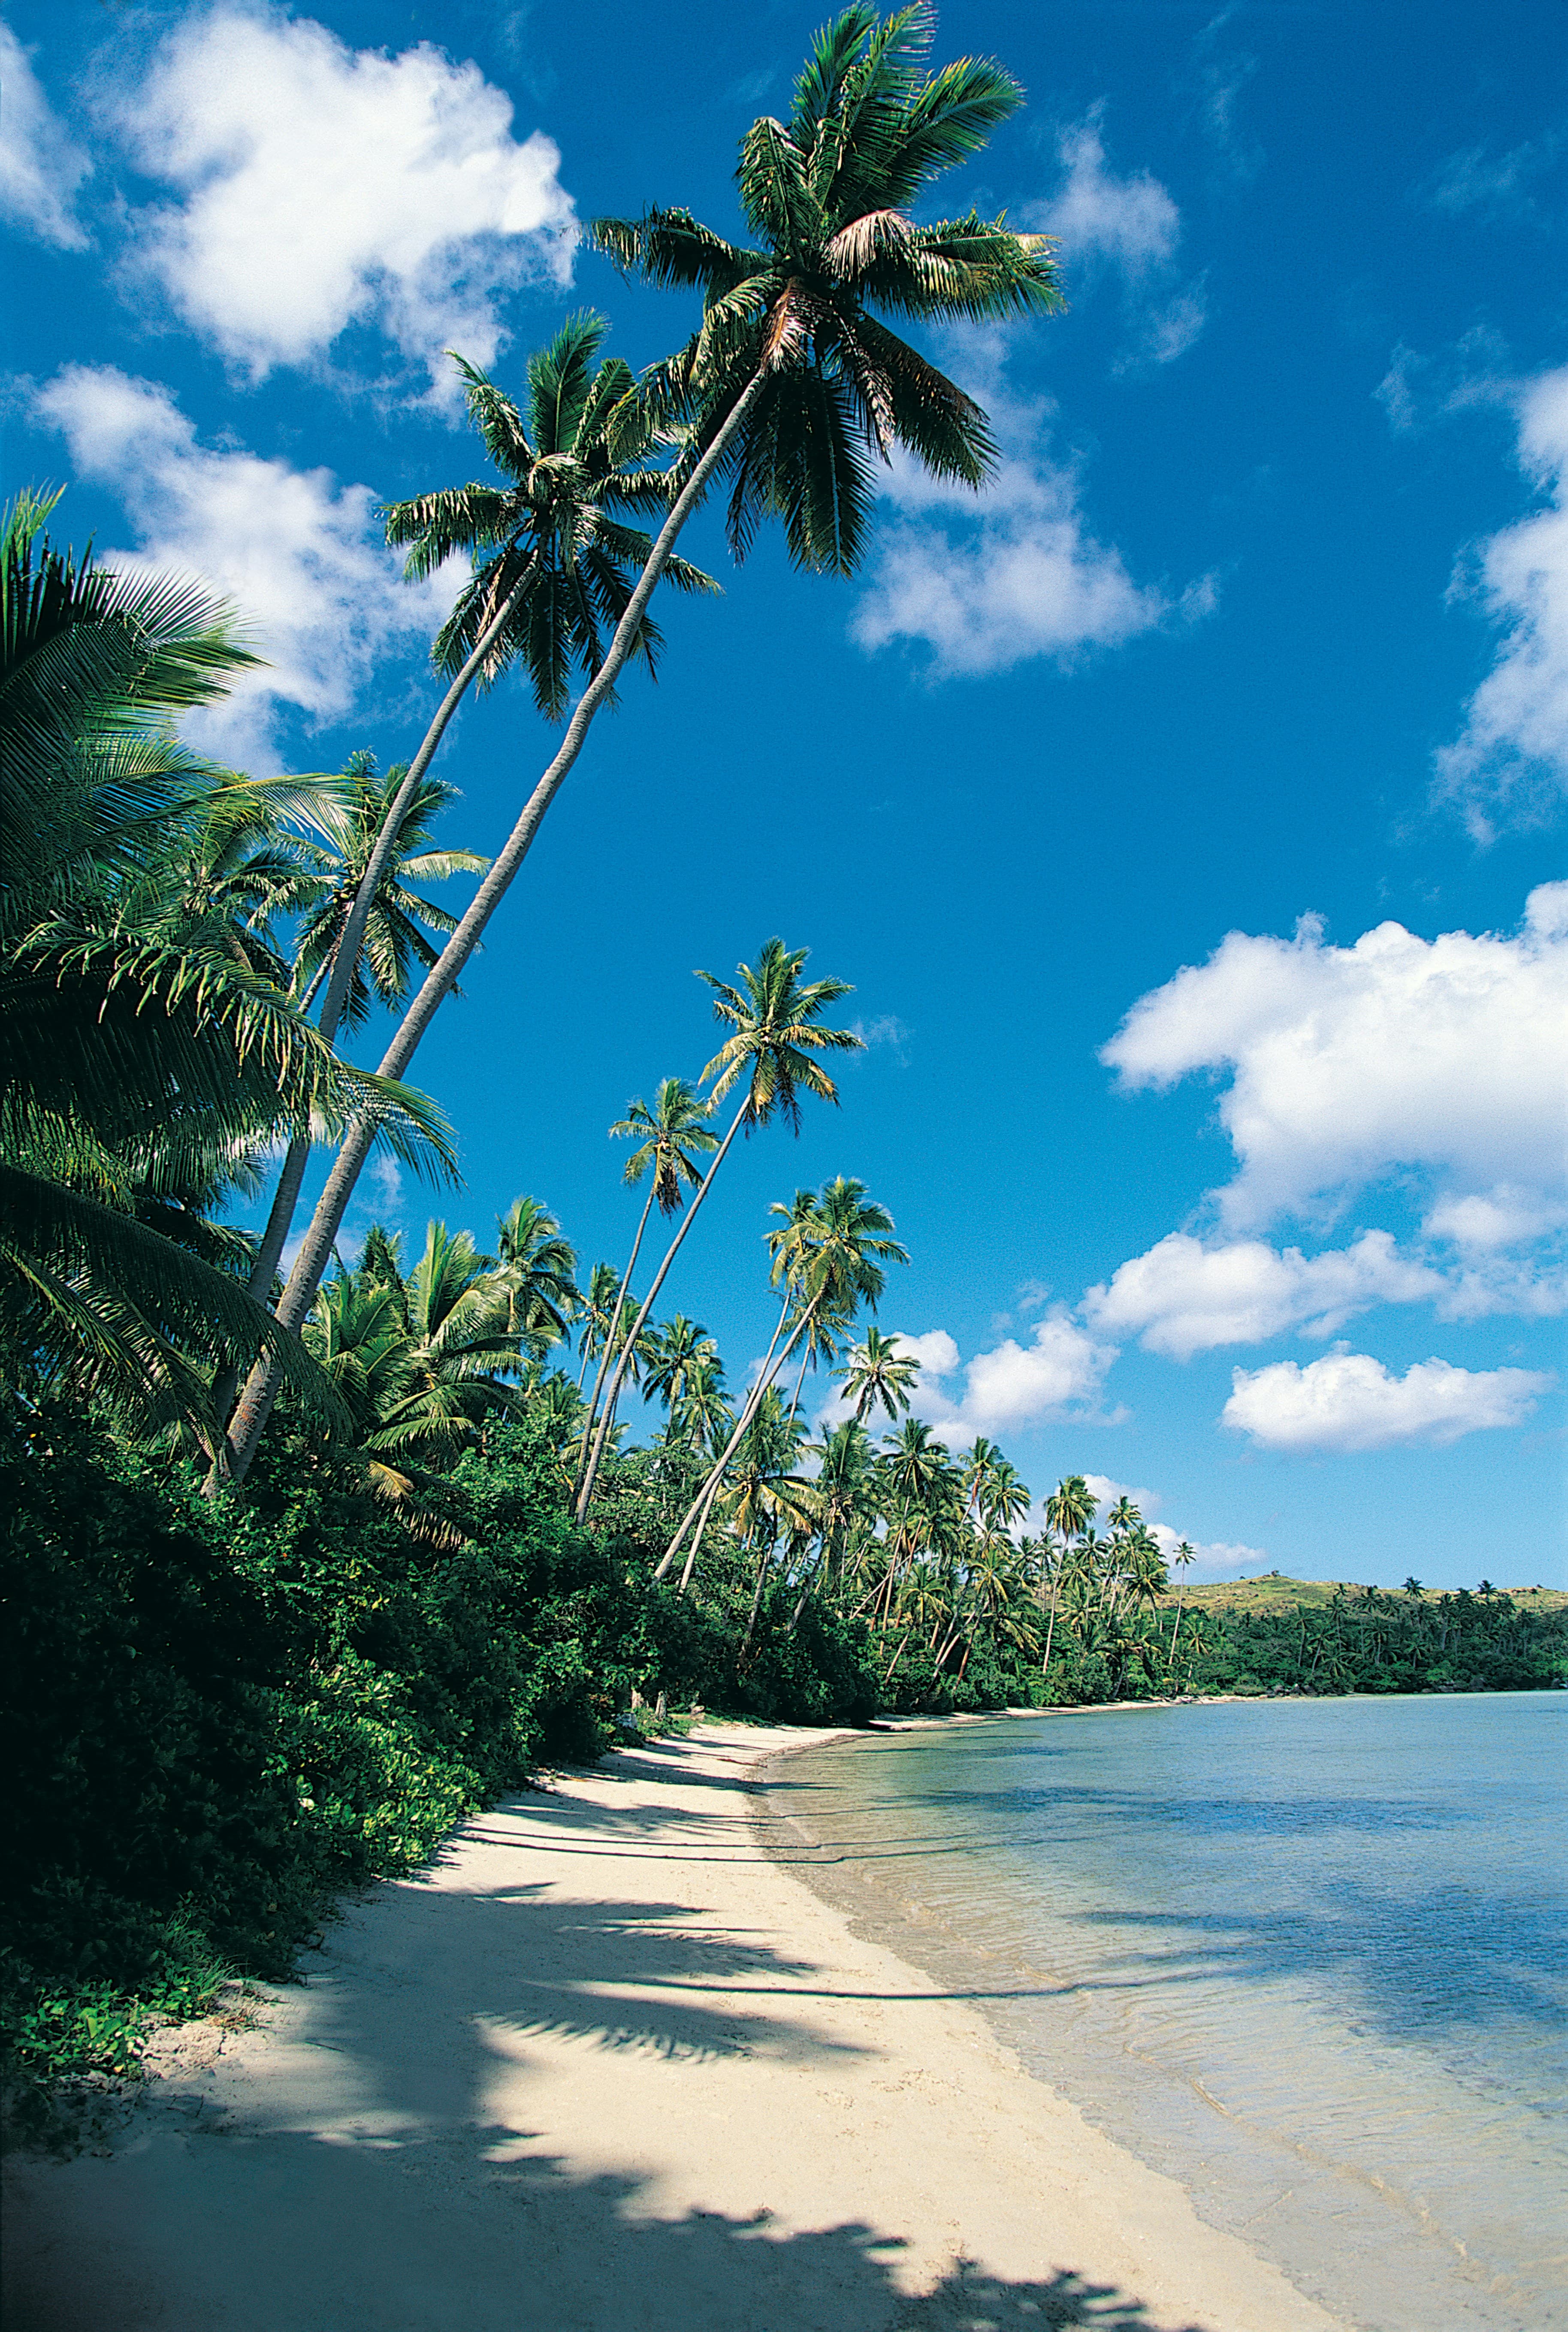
[3,1724,1348,2331]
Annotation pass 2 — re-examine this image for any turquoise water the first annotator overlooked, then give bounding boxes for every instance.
[764,1695,1567,2332]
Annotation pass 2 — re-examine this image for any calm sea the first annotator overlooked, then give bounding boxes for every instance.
[763,1694,1567,2332]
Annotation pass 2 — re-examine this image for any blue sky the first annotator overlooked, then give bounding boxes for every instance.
[4,0,1565,1584]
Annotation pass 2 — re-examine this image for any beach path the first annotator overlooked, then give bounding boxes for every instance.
[3,1724,1347,2332]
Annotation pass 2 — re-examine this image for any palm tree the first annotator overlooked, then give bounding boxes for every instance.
[234,750,489,1340]
[667,1176,908,1591]
[668,1353,733,1459]
[0,493,429,1445]
[865,1415,956,1625]
[225,13,1058,1483]
[1166,1538,1196,1676]
[576,939,861,1519]
[495,1195,579,1359]
[1041,1475,1097,1679]
[576,1078,717,1491]
[790,1416,876,1627]
[836,1323,920,1424]
[571,1262,623,1387]
[218,317,716,1483]
[643,1314,719,1416]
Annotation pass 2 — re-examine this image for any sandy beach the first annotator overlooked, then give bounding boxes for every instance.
[3,1723,1348,2332]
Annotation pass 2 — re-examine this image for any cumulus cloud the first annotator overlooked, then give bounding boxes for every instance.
[1027,109,1206,372]
[1102,882,1568,1237]
[100,5,575,394]
[0,25,91,249]
[34,365,459,766]
[820,1316,1115,1441]
[852,344,1204,677]
[1435,367,1568,835]
[1223,1350,1553,1453]
[1085,1230,1448,1359]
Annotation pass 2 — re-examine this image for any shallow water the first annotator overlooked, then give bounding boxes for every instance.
[764,1695,1568,2332]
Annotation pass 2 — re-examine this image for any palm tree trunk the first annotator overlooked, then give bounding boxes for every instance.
[573,1187,654,1496]
[1166,1583,1188,1678]
[218,378,766,1488]
[657,1293,808,1584]
[785,1339,813,1429]
[1042,1544,1063,1679]
[575,1094,750,1521]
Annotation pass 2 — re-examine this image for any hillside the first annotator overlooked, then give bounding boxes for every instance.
[1176,1574,1568,1616]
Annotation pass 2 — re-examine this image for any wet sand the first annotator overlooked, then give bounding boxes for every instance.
[3,1722,1348,2331]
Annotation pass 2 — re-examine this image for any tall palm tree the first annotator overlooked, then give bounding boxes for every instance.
[837,1322,920,1425]
[218,318,715,1483]
[865,1414,955,1625]
[577,1078,717,1491]
[667,1176,908,1591]
[224,12,1058,1484]
[1042,1474,1097,1679]
[576,939,861,1517]
[1166,1539,1196,1676]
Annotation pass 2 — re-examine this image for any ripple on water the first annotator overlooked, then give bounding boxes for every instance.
[764,1694,1568,2332]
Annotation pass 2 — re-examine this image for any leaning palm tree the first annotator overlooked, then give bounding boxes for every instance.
[575,939,861,1518]
[217,318,715,1481]
[576,1078,717,1491]
[222,11,1059,1485]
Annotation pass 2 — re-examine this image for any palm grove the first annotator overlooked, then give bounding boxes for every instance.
[4,8,1562,2133]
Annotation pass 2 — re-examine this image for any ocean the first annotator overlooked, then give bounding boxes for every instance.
[763,1692,1567,2332]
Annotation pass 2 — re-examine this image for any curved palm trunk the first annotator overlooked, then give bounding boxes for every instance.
[219,380,765,1488]
[573,1186,654,1496]
[575,1094,750,1521]
[657,1292,805,1583]
[1041,1543,1063,1680]
[1167,1580,1189,1679]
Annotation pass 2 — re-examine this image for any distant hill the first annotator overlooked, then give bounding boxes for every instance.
[1177,1574,1568,1615]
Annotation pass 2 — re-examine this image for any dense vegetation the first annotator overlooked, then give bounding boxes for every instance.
[3,9,1560,2142]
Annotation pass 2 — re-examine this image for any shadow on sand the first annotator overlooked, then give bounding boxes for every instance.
[5,1768,1207,2332]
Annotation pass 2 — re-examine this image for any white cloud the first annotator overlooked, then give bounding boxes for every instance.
[1027,109,1206,373]
[906,1314,1116,1438]
[1102,883,1568,1237]
[0,25,91,250]
[1190,10,1262,182]
[101,5,575,394]
[1427,133,1563,221]
[852,345,1201,677]
[1086,1229,1448,1359]
[1033,112,1180,276]
[1435,368,1568,835]
[34,365,458,767]
[1224,1350,1553,1453]
[818,1316,1115,1441]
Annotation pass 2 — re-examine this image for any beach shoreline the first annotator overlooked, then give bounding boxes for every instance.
[3,1721,1347,2331]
